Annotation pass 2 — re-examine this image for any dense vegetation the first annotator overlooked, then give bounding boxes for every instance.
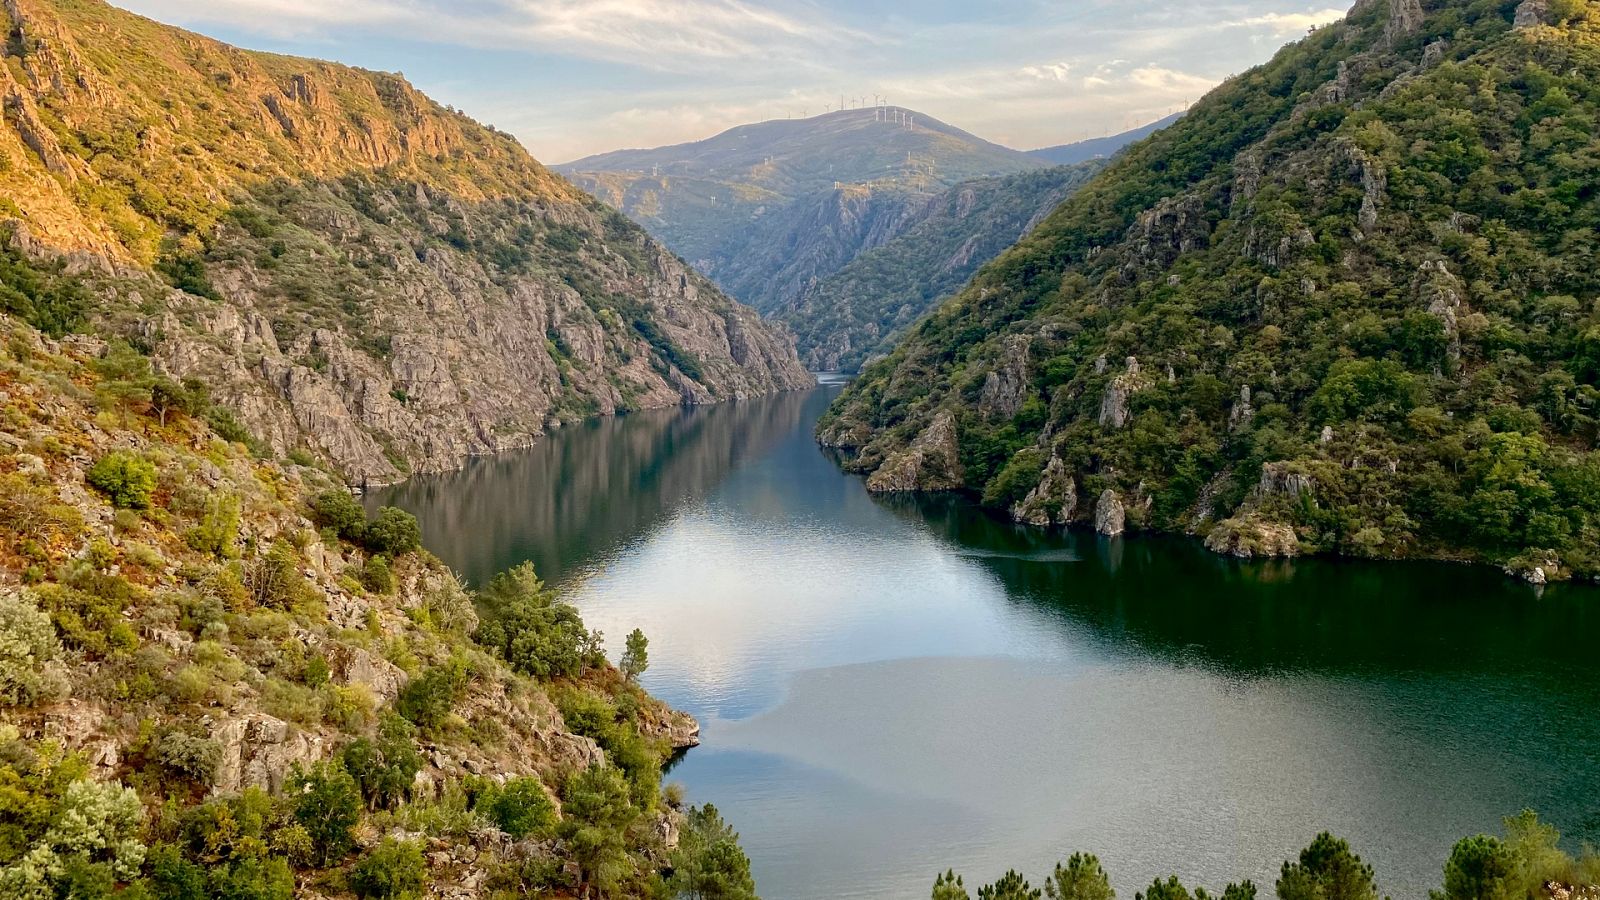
[775,162,1106,371]
[0,316,755,899]
[824,0,1600,580]
[932,814,1599,900]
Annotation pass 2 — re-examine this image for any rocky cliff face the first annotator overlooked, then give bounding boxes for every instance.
[774,163,1106,372]
[822,0,1600,578]
[0,0,810,485]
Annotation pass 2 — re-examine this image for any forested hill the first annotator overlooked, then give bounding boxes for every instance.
[773,161,1107,372]
[821,0,1600,583]
[0,0,811,485]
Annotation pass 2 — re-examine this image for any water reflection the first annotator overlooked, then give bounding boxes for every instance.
[375,384,1600,900]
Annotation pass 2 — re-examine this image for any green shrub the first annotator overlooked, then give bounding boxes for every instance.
[361,555,395,594]
[395,662,466,730]
[365,507,421,556]
[481,777,555,839]
[154,731,221,783]
[0,591,70,707]
[311,490,367,540]
[349,838,425,900]
[86,451,158,509]
[342,714,422,810]
[289,762,363,866]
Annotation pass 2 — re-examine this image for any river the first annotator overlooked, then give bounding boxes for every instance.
[371,380,1600,900]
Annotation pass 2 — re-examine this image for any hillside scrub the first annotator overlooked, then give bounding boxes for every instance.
[824,0,1600,581]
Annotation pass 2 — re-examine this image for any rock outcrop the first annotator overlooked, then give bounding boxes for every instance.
[1011,453,1077,526]
[1205,516,1301,558]
[210,713,325,795]
[1094,490,1127,536]
[866,410,964,492]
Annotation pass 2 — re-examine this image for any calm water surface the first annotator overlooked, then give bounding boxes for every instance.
[373,382,1600,900]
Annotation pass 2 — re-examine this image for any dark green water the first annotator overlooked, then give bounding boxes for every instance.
[372,382,1600,900]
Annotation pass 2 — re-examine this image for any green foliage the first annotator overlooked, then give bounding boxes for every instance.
[981,870,1042,900]
[395,661,467,730]
[0,761,147,900]
[365,507,422,556]
[1438,835,1515,900]
[934,870,972,900]
[361,555,396,594]
[311,490,367,540]
[350,838,426,900]
[153,731,221,784]
[474,563,596,680]
[342,714,423,811]
[558,765,638,899]
[289,762,363,866]
[667,804,757,900]
[621,628,649,682]
[0,245,88,337]
[1043,853,1114,900]
[1276,833,1379,900]
[481,777,555,839]
[86,451,158,509]
[0,592,69,708]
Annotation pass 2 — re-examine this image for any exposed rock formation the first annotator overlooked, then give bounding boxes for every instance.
[210,713,325,795]
[1205,516,1301,558]
[979,335,1032,420]
[1094,489,1127,536]
[1011,453,1077,526]
[866,410,964,492]
[1514,0,1554,29]
[1098,357,1144,429]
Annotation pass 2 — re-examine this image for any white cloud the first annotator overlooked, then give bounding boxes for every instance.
[117,0,866,66]
[1234,8,1346,35]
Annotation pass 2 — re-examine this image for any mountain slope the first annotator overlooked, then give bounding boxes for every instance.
[0,312,742,899]
[822,0,1600,581]
[774,161,1107,372]
[559,108,1046,314]
[1028,112,1185,165]
[0,0,811,485]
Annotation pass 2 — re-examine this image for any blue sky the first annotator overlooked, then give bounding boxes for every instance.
[110,0,1347,164]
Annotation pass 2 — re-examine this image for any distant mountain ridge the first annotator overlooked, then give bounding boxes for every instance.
[558,107,1046,315]
[1028,113,1185,165]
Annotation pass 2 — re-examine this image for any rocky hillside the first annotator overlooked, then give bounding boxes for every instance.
[0,312,753,898]
[0,0,811,486]
[773,161,1106,372]
[822,0,1600,582]
[560,108,1045,314]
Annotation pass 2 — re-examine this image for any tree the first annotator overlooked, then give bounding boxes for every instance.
[1044,853,1114,900]
[1437,836,1514,900]
[475,563,594,679]
[559,766,637,899]
[669,805,757,900]
[365,507,422,556]
[342,714,423,810]
[289,762,362,866]
[933,870,972,900]
[981,870,1042,900]
[621,629,649,682]
[1138,877,1192,900]
[311,489,366,540]
[1276,833,1379,900]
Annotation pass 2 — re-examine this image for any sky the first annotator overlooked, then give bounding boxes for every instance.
[108,0,1348,164]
